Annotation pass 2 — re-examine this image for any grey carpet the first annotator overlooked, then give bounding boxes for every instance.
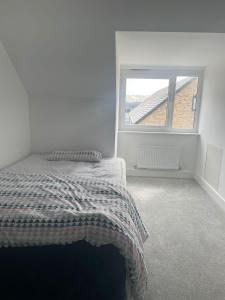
[127,177,225,300]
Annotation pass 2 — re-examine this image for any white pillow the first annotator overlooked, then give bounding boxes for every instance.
[47,150,103,162]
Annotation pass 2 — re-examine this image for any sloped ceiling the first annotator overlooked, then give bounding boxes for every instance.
[0,0,225,98]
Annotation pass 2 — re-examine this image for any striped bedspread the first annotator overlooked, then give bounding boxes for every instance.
[0,172,148,300]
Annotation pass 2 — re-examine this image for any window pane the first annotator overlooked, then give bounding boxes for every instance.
[172,76,199,129]
[125,78,169,126]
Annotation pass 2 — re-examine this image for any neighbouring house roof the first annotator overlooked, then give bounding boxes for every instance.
[129,77,194,124]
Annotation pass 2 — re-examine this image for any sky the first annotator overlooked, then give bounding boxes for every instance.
[126,76,188,96]
[126,78,169,96]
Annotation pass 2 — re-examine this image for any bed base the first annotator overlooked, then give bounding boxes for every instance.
[0,241,126,300]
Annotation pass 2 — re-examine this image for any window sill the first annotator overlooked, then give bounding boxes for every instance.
[118,130,200,136]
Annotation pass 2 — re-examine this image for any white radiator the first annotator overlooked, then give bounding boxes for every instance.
[136,145,180,170]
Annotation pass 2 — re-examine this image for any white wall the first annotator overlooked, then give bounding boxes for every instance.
[0,41,30,169]
[1,1,225,159]
[31,96,115,156]
[116,32,225,182]
[197,65,225,199]
[118,132,198,178]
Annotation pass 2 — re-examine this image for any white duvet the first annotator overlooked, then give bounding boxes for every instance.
[2,154,126,185]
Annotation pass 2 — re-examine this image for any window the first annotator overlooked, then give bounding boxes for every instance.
[119,68,203,132]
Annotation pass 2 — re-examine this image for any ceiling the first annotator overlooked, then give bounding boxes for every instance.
[0,0,225,98]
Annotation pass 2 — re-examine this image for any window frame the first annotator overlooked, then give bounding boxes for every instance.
[119,66,204,133]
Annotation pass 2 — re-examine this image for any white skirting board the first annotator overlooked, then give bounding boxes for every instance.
[195,175,225,212]
[127,168,193,179]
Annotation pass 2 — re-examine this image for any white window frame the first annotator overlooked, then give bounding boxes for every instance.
[119,66,204,133]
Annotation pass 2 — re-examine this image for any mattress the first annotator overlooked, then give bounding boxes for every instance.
[2,154,126,185]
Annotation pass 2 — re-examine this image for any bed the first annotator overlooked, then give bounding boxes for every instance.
[0,154,147,300]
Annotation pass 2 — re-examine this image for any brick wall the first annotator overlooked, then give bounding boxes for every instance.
[139,102,167,126]
[138,79,198,129]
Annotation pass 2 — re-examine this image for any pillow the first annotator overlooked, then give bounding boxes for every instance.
[47,150,103,162]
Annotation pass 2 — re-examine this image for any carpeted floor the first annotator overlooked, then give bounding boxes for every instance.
[127,177,225,300]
